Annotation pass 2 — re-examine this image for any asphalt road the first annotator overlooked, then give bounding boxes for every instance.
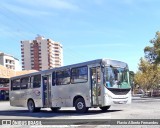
[0,98,160,128]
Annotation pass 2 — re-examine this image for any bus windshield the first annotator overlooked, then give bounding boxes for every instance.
[105,66,130,89]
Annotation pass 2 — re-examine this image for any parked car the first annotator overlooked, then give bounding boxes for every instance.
[152,89,160,97]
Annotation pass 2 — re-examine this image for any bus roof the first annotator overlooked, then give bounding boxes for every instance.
[10,58,128,80]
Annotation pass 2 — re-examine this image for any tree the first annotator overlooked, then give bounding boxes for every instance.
[135,31,160,91]
[129,71,134,90]
[134,58,160,90]
[144,31,160,64]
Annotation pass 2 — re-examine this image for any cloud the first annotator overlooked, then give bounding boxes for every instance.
[94,0,105,5]
[0,25,33,38]
[0,0,80,17]
[0,3,51,16]
[122,0,134,5]
[45,0,80,11]
[14,0,80,11]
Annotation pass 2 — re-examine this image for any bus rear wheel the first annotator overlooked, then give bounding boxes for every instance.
[100,106,111,111]
[27,100,40,112]
[75,98,88,113]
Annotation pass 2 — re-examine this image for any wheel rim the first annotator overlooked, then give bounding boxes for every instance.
[77,102,84,110]
[29,101,34,111]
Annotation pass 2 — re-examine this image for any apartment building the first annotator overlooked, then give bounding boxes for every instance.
[21,36,63,71]
[0,52,20,71]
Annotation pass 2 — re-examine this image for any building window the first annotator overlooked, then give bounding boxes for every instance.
[71,66,88,83]
[56,69,70,85]
[5,59,8,63]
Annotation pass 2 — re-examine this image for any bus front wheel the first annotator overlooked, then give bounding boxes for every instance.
[100,106,111,111]
[75,98,88,113]
[27,100,40,112]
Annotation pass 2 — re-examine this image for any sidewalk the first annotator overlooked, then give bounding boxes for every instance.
[132,94,160,100]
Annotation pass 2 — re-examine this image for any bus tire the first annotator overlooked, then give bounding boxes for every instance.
[100,106,111,111]
[27,100,36,113]
[75,98,88,113]
[51,107,61,112]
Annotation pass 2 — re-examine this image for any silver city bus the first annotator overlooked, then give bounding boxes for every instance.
[10,59,131,113]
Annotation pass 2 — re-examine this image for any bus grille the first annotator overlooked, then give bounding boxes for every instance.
[107,88,130,95]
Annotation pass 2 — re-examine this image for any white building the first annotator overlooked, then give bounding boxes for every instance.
[0,52,21,71]
[21,36,63,71]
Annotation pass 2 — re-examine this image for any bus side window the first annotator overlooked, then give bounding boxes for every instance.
[11,79,21,90]
[56,69,70,85]
[21,77,30,89]
[32,75,41,88]
[71,66,88,83]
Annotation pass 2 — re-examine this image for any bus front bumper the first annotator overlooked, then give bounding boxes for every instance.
[103,94,131,106]
[112,98,128,104]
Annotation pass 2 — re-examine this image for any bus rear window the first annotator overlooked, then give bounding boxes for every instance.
[11,79,21,90]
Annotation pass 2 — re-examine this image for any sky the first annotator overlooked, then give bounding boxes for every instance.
[0,0,159,72]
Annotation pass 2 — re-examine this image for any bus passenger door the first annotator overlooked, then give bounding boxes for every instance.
[42,75,52,107]
[90,67,101,106]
